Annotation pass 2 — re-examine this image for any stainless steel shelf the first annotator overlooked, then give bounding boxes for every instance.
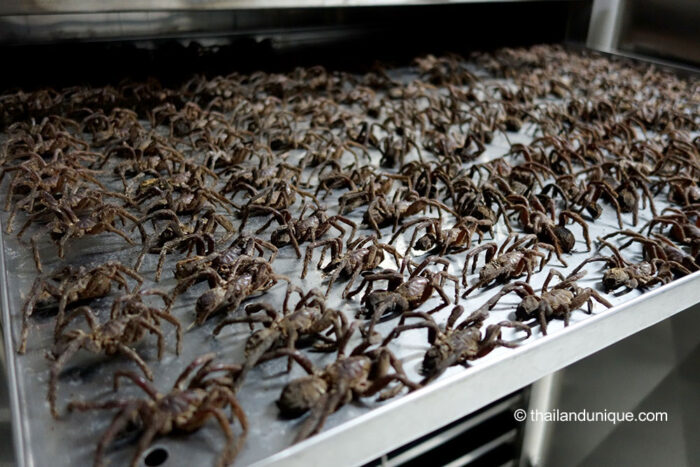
[254,271,700,466]
[1,51,698,467]
[0,0,561,16]
[3,172,699,467]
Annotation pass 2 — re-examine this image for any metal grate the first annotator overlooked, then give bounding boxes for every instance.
[367,392,526,467]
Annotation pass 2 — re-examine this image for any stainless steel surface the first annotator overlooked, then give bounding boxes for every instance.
[535,304,700,467]
[383,394,523,466]
[587,0,700,65]
[0,1,580,46]
[1,62,699,467]
[617,0,700,65]
[444,430,518,467]
[0,0,563,16]
[586,0,623,52]
[0,336,15,467]
[255,271,700,467]
[520,372,561,467]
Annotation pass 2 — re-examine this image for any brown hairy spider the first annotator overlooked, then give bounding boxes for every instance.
[547,178,624,228]
[337,173,400,214]
[171,256,289,326]
[238,179,320,225]
[311,162,376,199]
[583,165,658,226]
[213,286,346,390]
[376,130,423,168]
[508,193,590,251]
[389,216,494,256]
[1,154,106,233]
[135,177,235,215]
[300,135,370,169]
[48,289,178,417]
[347,256,460,337]
[383,305,531,383]
[173,234,278,281]
[399,160,456,200]
[571,238,680,292]
[272,324,419,442]
[67,353,248,467]
[461,233,555,297]
[507,269,612,334]
[302,235,402,297]
[134,208,234,281]
[16,188,146,268]
[362,190,456,238]
[221,161,300,195]
[655,176,700,206]
[254,203,356,258]
[645,208,700,256]
[17,261,143,353]
[604,229,699,275]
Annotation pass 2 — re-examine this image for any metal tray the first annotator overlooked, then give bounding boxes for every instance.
[0,0,549,16]
[2,67,699,467]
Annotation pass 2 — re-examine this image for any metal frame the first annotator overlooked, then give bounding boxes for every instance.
[1,47,698,467]
[0,0,566,16]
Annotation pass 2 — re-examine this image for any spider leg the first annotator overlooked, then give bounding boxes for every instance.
[48,337,85,417]
[128,424,159,467]
[293,390,340,443]
[31,235,42,273]
[117,343,153,380]
[94,403,141,467]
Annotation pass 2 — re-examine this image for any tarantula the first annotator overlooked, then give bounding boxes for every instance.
[272,328,419,442]
[645,208,700,256]
[461,233,555,297]
[17,261,143,353]
[507,194,591,260]
[583,165,657,226]
[48,289,179,417]
[171,256,289,326]
[67,353,248,467]
[238,180,320,225]
[173,234,278,281]
[254,204,356,258]
[348,256,460,336]
[135,178,235,215]
[383,306,531,382]
[604,229,698,275]
[389,216,493,256]
[506,270,613,334]
[2,155,105,232]
[362,191,456,237]
[134,208,234,281]
[302,235,402,297]
[336,172,402,214]
[213,286,346,390]
[312,162,376,199]
[17,190,146,271]
[221,161,300,195]
[571,238,679,292]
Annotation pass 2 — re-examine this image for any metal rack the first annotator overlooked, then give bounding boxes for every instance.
[1,49,699,467]
[5,246,698,467]
[253,273,700,466]
[0,0,559,16]
[3,150,700,467]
